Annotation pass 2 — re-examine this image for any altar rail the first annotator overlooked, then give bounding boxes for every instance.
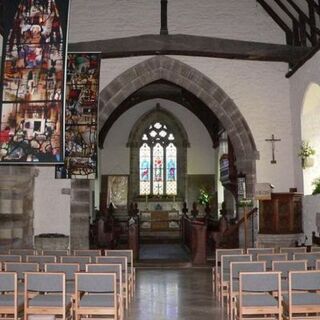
[182,216,207,265]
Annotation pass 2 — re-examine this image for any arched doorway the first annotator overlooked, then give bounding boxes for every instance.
[95,56,259,256]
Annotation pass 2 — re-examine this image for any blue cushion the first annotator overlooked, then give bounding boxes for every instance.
[29,294,71,307]
[242,294,278,307]
[0,295,24,307]
[283,293,320,306]
[79,294,115,308]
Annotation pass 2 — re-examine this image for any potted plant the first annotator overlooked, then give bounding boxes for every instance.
[312,177,320,195]
[298,141,316,169]
[198,187,213,206]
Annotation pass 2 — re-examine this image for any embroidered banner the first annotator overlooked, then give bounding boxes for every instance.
[55,52,100,179]
[0,0,69,163]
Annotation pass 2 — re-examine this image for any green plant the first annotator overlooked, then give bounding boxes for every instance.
[312,177,320,195]
[198,187,213,206]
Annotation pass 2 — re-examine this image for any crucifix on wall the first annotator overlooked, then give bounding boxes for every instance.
[265,134,281,164]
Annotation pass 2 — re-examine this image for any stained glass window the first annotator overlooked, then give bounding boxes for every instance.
[139,121,177,196]
[153,143,164,195]
[166,143,177,195]
[139,143,151,195]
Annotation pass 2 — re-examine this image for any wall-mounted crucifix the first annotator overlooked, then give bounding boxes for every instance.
[265,134,281,164]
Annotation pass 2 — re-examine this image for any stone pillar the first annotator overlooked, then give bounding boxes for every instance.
[70,180,90,250]
[0,166,37,249]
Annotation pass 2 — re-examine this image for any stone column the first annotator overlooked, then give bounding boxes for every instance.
[0,166,37,249]
[70,180,90,250]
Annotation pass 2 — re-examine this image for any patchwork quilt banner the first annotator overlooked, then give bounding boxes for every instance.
[55,52,100,179]
[0,0,69,163]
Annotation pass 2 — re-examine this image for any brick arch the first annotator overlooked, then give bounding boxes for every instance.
[99,56,259,195]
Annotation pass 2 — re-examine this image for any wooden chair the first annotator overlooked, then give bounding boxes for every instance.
[229,261,266,320]
[236,271,282,320]
[97,256,130,309]
[257,253,287,270]
[282,270,320,320]
[24,272,72,320]
[220,254,252,307]
[26,255,56,271]
[74,272,118,320]
[272,260,307,294]
[293,252,320,269]
[4,262,39,294]
[9,249,36,262]
[247,247,275,260]
[45,263,80,296]
[41,249,69,257]
[86,263,123,320]
[280,247,307,260]
[60,255,91,271]
[0,271,24,320]
[213,248,244,296]
[105,249,135,296]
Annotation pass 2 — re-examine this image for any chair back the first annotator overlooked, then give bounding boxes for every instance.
[293,252,320,269]
[45,263,80,281]
[75,272,116,293]
[247,248,274,260]
[289,270,320,291]
[0,271,16,292]
[73,249,101,260]
[42,249,69,257]
[240,271,281,293]
[105,249,133,268]
[97,256,128,271]
[26,255,56,270]
[0,255,22,264]
[280,247,306,259]
[5,262,39,280]
[311,246,320,252]
[216,249,244,265]
[61,256,91,271]
[221,254,251,284]
[257,253,287,270]
[25,272,65,293]
[86,263,122,278]
[272,260,307,278]
[9,249,36,261]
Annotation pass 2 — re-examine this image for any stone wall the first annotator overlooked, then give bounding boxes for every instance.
[0,167,37,249]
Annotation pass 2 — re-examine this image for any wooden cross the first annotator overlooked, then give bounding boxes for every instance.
[265,134,281,164]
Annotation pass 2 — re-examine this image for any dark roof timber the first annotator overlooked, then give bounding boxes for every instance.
[69,34,309,65]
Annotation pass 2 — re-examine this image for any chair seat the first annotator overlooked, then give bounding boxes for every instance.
[0,295,24,307]
[283,293,320,306]
[29,294,71,307]
[242,294,278,307]
[79,294,115,308]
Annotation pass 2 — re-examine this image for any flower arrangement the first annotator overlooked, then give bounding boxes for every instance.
[298,141,315,169]
[198,187,213,206]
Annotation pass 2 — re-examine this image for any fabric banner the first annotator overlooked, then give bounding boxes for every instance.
[0,0,69,163]
[55,52,100,179]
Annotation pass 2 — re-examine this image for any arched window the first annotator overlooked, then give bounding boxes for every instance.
[139,122,177,195]
[127,105,189,202]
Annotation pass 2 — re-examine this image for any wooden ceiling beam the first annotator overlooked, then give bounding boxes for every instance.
[69,34,309,64]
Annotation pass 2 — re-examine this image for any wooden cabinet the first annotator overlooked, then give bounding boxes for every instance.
[259,193,303,234]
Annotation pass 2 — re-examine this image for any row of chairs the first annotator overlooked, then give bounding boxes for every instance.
[213,247,320,320]
[0,270,120,320]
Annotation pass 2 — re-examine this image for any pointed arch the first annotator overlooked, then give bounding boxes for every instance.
[99,56,259,195]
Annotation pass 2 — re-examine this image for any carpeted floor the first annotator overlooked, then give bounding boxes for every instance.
[139,243,190,261]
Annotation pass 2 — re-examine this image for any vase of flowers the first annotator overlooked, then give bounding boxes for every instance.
[298,141,315,169]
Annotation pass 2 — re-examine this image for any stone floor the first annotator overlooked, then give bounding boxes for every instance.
[124,268,226,320]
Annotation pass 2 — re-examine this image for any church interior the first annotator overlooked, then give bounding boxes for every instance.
[1,0,320,319]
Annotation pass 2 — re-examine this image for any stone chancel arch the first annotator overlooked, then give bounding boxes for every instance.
[99,55,259,195]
